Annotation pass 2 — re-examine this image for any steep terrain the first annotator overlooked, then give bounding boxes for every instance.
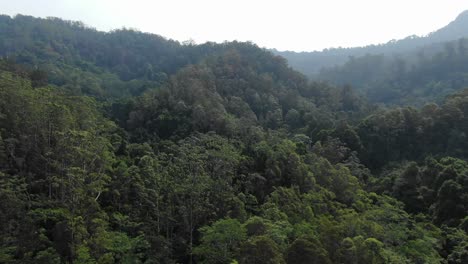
[0,14,467,264]
[275,10,468,77]
[319,37,468,105]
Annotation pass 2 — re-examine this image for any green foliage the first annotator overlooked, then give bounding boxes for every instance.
[194,218,246,264]
[319,38,468,105]
[0,14,467,264]
[277,11,468,79]
[286,237,331,264]
[239,236,284,264]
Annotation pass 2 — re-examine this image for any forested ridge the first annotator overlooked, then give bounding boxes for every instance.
[275,10,468,78]
[0,14,467,264]
[278,11,468,106]
[318,38,468,105]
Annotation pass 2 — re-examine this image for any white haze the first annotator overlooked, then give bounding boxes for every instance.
[2,0,468,51]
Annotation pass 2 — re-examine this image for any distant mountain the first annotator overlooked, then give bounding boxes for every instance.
[318,37,468,105]
[429,10,468,42]
[2,13,468,264]
[275,10,468,77]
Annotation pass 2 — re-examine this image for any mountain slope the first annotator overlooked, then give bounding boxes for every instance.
[275,10,468,77]
[319,37,468,105]
[429,10,468,42]
[0,14,236,97]
[0,14,467,264]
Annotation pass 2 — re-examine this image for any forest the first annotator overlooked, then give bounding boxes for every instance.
[275,10,468,78]
[0,14,467,264]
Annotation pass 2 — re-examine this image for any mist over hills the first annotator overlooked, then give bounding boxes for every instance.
[1,12,468,264]
[275,10,468,77]
[273,11,468,106]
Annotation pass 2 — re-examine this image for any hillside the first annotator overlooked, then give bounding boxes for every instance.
[0,14,467,264]
[0,14,238,98]
[275,10,468,77]
[319,37,468,105]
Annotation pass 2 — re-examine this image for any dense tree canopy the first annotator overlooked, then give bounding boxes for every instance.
[0,14,467,264]
[319,38,468,105]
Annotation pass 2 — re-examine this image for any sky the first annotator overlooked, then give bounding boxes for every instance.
[2,0,468,52]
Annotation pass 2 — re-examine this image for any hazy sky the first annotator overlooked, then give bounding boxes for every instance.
[2,0,468,51]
